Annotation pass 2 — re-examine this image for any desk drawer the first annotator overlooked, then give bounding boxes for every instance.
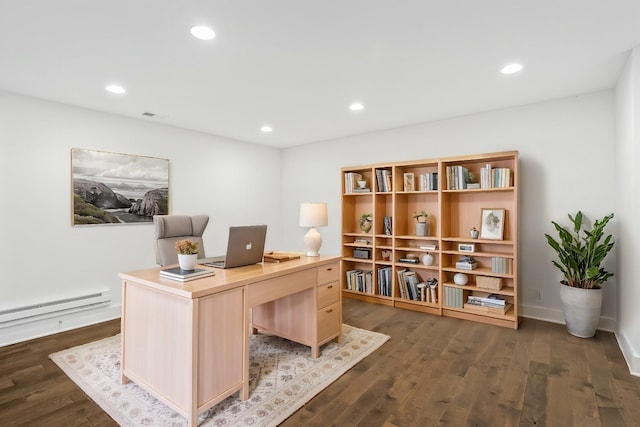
[317,281,340,308]
[317,262,340,285]
[317,301,340,343]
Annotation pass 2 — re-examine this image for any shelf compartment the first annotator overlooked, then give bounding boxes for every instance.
[442,282,515,297]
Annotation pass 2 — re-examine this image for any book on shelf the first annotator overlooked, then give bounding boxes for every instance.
[344,172,362,194]
[263,251,302,263]
[466,183,480,190]
[383,216,393,235]
[160,267,215,282]
[467,294,506,306]
[398,258,419,264]
[352,187,371,193]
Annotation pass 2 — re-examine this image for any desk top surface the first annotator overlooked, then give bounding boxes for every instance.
[119,255,341,299]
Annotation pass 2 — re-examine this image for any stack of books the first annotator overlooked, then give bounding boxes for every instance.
[465,294,511,314]
[159,267,215,282]
[375,169,392,192]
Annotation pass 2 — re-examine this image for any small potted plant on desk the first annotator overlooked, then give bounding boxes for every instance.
[544,211,615,338]
[413,210,429,236]
[176,239,199,271]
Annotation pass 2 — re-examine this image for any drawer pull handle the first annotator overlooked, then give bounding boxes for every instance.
[327,268,333,271]
[326,309,333,313]
[327,285,333,289]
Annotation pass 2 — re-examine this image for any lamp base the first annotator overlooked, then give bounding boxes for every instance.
[303,227,322,257]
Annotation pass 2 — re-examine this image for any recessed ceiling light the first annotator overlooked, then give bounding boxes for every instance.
[261,125,273,133]
[501,63,523,75]
[105,84,126,94]
[190,26,216,41]
[349,103,364,111]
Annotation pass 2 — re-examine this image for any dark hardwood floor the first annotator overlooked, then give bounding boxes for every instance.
[1,299,639,426]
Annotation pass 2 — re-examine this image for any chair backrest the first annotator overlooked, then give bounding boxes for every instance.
[153,215,209,266]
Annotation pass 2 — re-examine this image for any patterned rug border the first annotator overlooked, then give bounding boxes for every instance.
[50,324,389,426]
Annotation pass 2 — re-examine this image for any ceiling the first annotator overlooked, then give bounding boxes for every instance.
[1,1,639,148]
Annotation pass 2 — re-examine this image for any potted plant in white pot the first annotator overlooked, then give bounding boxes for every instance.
[175,239,199,271]
[544,211,614,338]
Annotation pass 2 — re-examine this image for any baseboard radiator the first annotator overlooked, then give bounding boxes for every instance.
[0,291,112,327]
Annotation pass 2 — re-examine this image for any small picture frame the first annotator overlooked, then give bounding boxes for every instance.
[403,172,415,192]
[458,243,475,253]
[480,208,506,240]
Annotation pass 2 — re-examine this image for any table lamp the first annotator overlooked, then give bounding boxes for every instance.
[299,202,328,257]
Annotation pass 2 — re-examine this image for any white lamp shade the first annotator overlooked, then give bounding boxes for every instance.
[299,203,328,227]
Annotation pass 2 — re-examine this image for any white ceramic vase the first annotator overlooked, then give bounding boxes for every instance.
[178,253,197,271]
[559,284,603,338]
[453,273,468,286]
[422,253,434,266]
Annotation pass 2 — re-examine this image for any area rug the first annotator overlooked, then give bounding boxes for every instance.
[50,324,389,427]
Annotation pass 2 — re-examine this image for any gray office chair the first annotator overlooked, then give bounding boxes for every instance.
[153,215,209,266]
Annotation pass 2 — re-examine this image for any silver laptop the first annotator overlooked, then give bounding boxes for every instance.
[198,225,267,269]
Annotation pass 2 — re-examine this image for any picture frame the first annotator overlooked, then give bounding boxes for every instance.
[458,243,475,253]
[71,148,169,226]
[480,208,506,240]
[403,172,415,192]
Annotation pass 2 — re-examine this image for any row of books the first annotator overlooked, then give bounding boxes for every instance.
[444,286,464,308]
[344,172,369,193]
[396,269,419,300]
[445,165,471,190]
[375,169,393,192]
[480,165,512,189]
[419,172,438,191]
[345,269,373,293]
[491,257,513,274]
[377,266,393,296]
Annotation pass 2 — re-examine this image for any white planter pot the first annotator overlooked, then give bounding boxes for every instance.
[178,253,197,271]
[559,284,603,338]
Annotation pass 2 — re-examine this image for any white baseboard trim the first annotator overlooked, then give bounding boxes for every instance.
[520,304,616,332]
[0,305,121,347]
[615,329,640,377]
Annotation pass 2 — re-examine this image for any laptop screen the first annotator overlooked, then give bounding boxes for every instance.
[220,225,268,268]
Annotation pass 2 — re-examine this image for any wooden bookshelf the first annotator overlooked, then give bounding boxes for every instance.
[341,151,519,329]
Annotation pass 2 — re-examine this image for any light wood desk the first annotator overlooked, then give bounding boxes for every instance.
[118,255,341,426]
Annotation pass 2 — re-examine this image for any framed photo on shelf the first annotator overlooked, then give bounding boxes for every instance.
[403,172,415,192]
[458,243,475,253]
[480,208,506,240]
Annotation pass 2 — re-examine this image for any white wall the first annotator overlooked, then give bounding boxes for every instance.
[0,91,283,345]
[615,48,640,375]
[282,91,618,329]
